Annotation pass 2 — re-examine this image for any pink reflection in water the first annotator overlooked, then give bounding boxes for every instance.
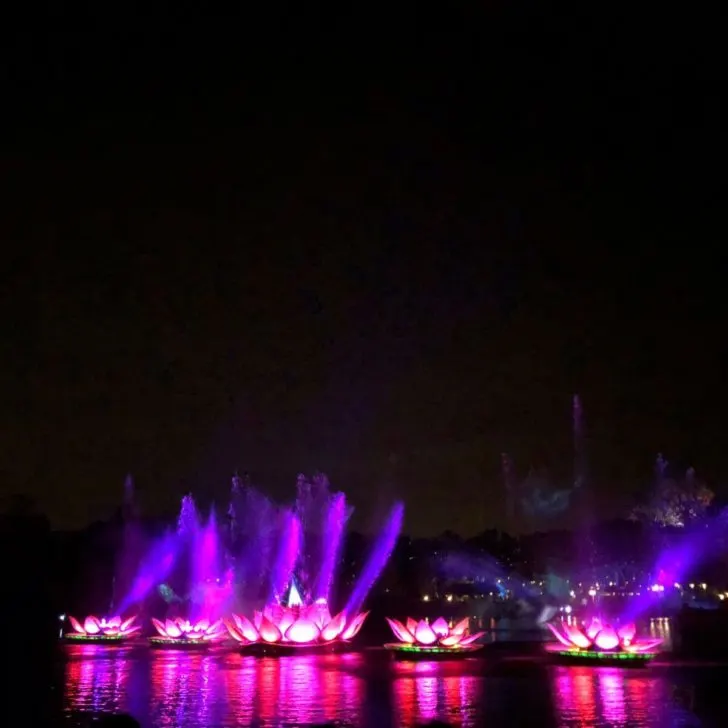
[551,666,673,726]
[392,661,482,727]
[150,651,218,727]
[154,650,366,727]
[64,644,131,716]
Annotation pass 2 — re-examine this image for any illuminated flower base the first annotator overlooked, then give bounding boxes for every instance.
[65,615,140,643]
[546,618,662,666]
[149,617,226,648]
[384,617,485,658]
[225,601,368,654]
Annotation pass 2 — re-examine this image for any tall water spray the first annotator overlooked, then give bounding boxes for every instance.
[119,530,179,613]
[315,491,349,602]
[346,501,404,616]
[229,474,280,601]
[269,510,302,604]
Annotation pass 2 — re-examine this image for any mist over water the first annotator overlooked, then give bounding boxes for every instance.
[111,472,402,628]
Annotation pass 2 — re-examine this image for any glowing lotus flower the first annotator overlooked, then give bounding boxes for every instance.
[151,617,226,642]
[547,618,662,654]
[67,615,140,640]
[385,616,485,649]
[225,601,368,646]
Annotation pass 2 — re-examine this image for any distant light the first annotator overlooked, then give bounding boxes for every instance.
[564,605,572,614]
[422,595,430,602]
[674,582,681,589]
[588,589,597,597]
[689,583,695,589]
[446,594,453,602]
[649,584,664,592]
[701,583,707,590]
[59,614,66,622]
[569,590,576,598]
[719,594,725,601]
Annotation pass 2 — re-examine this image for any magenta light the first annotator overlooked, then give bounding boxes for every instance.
[385,616,485,650]
[225,602,368,647]
[546,619,662,654]
[285,619,320,644]
[67,615,140,640]
[151,617,226,643]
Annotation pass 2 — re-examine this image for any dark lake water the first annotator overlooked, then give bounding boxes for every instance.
[60,638,728,727]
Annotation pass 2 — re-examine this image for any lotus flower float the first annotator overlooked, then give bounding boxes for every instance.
[66,615,140,642]
[225,601,368,649]
[546,618,662,662]
[384,616,485,654]
[150,617,226,646]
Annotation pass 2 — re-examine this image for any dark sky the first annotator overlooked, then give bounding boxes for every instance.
[1,4,724,534]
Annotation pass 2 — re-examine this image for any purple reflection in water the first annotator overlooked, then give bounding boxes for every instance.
[149,651,366,727]
[64,644,132,717]
[550,666,676,727]
[391,661,482,728]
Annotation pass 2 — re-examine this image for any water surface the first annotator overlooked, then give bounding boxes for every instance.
[61,640,726,727]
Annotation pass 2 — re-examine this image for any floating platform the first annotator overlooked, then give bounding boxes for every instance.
[383,643,484,661]
[62,634,132,645]
[148,638,217,650]
[545,646,657,667]
[239,641,357,656]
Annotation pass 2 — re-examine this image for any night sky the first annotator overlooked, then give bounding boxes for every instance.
[1,5,724,534]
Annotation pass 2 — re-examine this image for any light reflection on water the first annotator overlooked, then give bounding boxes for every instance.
[551,666,674,727]
[64,643,705,727]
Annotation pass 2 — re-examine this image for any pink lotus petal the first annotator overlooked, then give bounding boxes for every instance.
[459,632,484,646]
[585,618,602,640]
[195,619,210,632]
[321,611,347,642]
[386,617,415,644]
[285,619,321,644]
[106,616,122,629]
[203,630,225,641]
[84,616,101,635]
[164,619,182,638]
[617,622,636,645]
[277,611,296,640]
[233,614,260,642]
[406,618,418,635]
[152,618,168,638]
[313,604,331,630]
[563,623,592,649]
[253,611,263,631]
[431,617,450,637]
[205,619,224,635]
[225,619,246,642]
[102,627,119,636]
[625,638,662,654]
[121,625,141,636]
[120,616,137,632]
[451,617,470,636]
[259,616,282,643]
[414,620,438,646]
[69,616,86,635]
[546,622,573,648]
[341,611,368,640]
[594,626,620,651]
[439,634,463,647]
